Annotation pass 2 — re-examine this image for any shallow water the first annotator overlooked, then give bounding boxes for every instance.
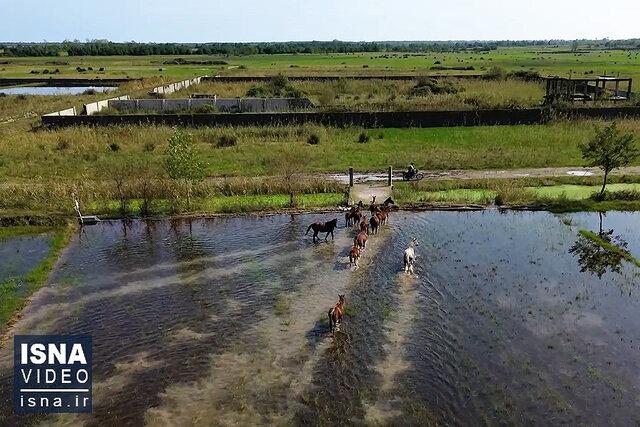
[0,86,116,96]
[0,232,53,283]
[0,211,639,425]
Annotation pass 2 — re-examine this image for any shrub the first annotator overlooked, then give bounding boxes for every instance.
[42,69,50,75]
[88,67,93,71]
[246,85,269,97]
[30,70,40,74]
[109,143,120,152]
[143,142,156,152]
[508,70,541,81]
[17,94,27,101]
[307,134,320,145]
[377,132,384,139]
[82,88,97,95]
[55,140,69,151]
[217,135,237,148]
[358,132,370,144]
[76,67,86,72]
[99,67,105,71]
[193,104,218,114]
[410,77,459,96]
[485,66,506,80]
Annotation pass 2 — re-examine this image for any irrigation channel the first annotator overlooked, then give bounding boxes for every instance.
[1,211,639,425]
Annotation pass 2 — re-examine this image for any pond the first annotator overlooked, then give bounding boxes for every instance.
[0,86,117,96]
[0,211,638,425]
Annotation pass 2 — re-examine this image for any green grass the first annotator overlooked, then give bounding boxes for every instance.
[578,229,640,268]
[2,47,639,80]
[0,225,57,240]
[394,181,640,211]
[2,120,640,180]
[0,224,73,333]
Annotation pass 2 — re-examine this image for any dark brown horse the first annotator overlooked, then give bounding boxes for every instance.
[328,294,346,334]
[345,209,363,227]
[370,214,379,234]
[306,218,338,243]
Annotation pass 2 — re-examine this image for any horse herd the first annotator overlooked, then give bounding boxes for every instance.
[305,195,418,334]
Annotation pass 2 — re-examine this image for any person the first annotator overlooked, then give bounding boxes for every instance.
[406,162,416,179]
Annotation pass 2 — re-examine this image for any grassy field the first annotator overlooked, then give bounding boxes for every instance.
[162,77,546,111]
[2,48,640,80]
[2,119,639,180]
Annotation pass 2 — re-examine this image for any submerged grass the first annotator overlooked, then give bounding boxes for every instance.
[0,223,74,334]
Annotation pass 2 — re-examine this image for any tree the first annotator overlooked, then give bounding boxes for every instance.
[266,145,311,207]
[165,128,206,210]
[578,122,638,197]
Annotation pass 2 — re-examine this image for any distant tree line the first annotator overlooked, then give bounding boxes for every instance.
[1,39,639,57]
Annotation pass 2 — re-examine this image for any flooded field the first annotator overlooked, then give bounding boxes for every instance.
[0,86,116,96]
[0,211,639,426]
[0,232,53,283]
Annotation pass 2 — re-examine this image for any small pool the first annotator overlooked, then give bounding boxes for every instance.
[0,86,117,96]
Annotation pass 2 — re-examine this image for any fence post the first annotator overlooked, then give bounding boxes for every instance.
[349,167,354,187]
[388,166,393,187]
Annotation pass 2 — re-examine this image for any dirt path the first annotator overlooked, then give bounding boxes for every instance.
[324,166,640,185]
[349,183,393,205]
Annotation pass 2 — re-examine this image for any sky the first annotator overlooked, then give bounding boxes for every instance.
[2,0,639,42]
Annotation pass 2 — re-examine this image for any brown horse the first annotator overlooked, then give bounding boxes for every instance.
[328,294,346,334]
[349,245,361,266]
[376,205,391,226]
[306,218,338,243]
[369,195,378,215]
[360,217,369,234]
[354,230,368,249]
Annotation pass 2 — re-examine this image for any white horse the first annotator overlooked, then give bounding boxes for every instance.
[403,238,418,274]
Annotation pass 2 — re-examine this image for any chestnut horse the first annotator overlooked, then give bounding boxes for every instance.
[349,245,361,266]
[306,218,338,243]
[354,230,368,249]
[328,294,346,334]
[360,217,369,234]
[345,209,363,227]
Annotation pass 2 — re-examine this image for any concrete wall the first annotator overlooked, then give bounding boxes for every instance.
[149,77,203,96]
[41,107,640,128]
[84,95,130,115]
[109,97,314,113]
[43,107,77,117]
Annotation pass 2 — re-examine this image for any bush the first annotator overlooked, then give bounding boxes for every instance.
[55,140,69,151]
[508,70,541,81]
[358,132,370,144]
[410,77,459,96]
[246,85,269,97]
[82,88,97,95]
[76,67,86,73]
[99,67,105,72]
[144,142,156,152]
[217,135,237,148]
[193,104,218,114]
[42,69,50,75]
[307,134,320,145]
[109,143,120,152]
[591,190,640,201]
[485,66,506,80]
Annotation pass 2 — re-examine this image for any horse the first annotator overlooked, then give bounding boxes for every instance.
[370,215,379,234]
[359,217,369,234]
[306,218,338,243]
[369,195,378,215]
[404,238,418,274]
[354,230,368,250]
[376,206,390,226]
[346,209,363,227]
[328,294,346,334]
[349,245,361,267]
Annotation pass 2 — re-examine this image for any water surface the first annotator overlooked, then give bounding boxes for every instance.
[0,211,638,425]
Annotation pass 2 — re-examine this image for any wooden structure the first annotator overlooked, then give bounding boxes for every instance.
[545,76,632,104]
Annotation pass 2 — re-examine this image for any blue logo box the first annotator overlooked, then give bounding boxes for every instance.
[14,335,92,414]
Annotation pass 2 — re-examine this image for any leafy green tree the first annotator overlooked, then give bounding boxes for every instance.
[165,128,206,210]
[578,122,638,197]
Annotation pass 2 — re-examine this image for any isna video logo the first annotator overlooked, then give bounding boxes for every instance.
[14,335,92,413]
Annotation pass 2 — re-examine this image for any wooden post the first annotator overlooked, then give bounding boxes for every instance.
[349,167,354,187]
[388,166,392,187]
[627,79,632,100]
